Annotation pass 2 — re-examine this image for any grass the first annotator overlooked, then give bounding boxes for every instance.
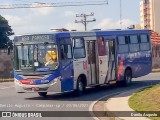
[0,78,14,82]
[129,85,160,120]
[152,68,160,72]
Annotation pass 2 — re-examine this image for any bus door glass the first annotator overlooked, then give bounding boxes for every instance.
[98,36,116,84]
[86,41,98,85]
[59,38,73,92]
[73,37,87,84]
[107,40,116,81]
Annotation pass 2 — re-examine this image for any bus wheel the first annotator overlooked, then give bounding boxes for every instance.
[38,92,47,97]
[117,69,132,87]
[123,69,132,86]
[75,78,85,96]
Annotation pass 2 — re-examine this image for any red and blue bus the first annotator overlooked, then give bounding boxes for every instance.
[14,29,152,97]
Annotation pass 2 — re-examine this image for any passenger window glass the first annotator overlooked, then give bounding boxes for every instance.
[129,35,139,52]
[75,38,84,47]
[60,38,72,44]
[130,35,138,43]
[140,35,148,43]
[118,36,129,53]
[118,45,129,53]
[140,43,150,51]
[67,45,72,58]
[60,44,72,60]
[73,38,86,59]
[129,44,139,52]
[98,36,106,56]
[118,36,126,44]
[105,42,109,55]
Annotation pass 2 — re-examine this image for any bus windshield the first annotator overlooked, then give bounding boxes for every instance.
[15,44,58,71]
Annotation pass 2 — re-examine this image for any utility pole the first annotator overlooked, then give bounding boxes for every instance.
[120,0,122,29]
[75,12,96,31]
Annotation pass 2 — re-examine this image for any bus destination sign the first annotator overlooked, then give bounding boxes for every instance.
[15,34,54,43]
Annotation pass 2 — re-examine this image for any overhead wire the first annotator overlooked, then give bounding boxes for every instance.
[13,0,32,3]
[0,0,108,9]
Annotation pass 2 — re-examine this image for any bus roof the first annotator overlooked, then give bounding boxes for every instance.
[15,29,150,38]
[95,29,150,36]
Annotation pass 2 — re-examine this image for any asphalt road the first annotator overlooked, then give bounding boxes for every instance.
[0,73,160,120]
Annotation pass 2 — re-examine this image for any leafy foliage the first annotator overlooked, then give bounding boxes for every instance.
[0,15,14,49]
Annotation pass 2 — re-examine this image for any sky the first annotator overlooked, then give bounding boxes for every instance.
[0,0,141,36]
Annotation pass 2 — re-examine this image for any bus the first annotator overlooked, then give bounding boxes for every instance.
[14,29,152,97]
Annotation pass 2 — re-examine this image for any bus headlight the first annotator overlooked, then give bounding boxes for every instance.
[15,79,22,85]
[50,76,61,85]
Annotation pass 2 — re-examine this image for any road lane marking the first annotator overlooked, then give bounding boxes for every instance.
[0,86,15,90]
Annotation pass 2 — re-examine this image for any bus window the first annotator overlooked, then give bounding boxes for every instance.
[60,38,72,44]
[98,36,106,56]
[140,34,149,42]
[43,44,58,70]
[60,44,72,60]
[140,34,150,51]
[73,38,86,59]
[117,36,129,53]
[129,35,139,52]
[45,50,57,66]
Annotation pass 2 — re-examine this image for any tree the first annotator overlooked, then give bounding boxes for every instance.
[0,15,14,49]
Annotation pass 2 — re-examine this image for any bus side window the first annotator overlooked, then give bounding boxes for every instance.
[98,36,106,56]
[129,35,139,52]
[140,34,150,51]
[73,38,86,59]
[117,36,129,53]
[60,44,72,60]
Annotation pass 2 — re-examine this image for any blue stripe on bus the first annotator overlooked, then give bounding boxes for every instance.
[14,71,24,80]
[95,29,150,36]
[44,70,60,81]
[55,32,70,38]
[14,69,60,84]
[14,64,74,91]
[32,70,60,85]
[60,62,74,92]
[61,78,74,92]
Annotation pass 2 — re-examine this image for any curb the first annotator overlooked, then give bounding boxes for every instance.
[89,92,122,120]
[90,85,155,120]
[152,69,160,72]
[104,86,153,120]
[0,80,14,83]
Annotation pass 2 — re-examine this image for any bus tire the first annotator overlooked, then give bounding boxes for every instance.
[117,69,132,86]
[123,69,132,86]
[75,77,85,96]
[38,92,47,97]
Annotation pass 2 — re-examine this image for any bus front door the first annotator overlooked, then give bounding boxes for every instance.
[98,37,116,84]
[60,43,74,92]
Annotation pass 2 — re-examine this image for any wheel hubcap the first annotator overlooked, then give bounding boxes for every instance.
[78,82,83,92]
[126,74,131,84]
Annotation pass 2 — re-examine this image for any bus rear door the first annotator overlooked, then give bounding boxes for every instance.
[98,36,116,84]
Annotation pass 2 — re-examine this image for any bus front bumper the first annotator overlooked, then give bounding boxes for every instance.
[14,79,61,93]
